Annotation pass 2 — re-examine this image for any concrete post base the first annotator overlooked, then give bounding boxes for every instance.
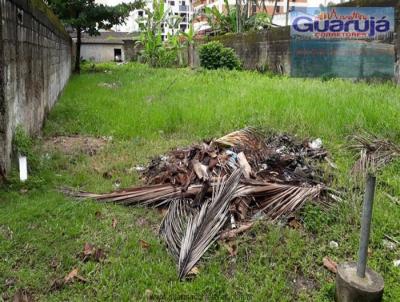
[336,262,384,302]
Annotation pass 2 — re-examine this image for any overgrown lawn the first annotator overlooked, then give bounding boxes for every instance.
[1,63,399,301]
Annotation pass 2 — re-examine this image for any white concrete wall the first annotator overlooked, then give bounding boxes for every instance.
[80,44,125,62]
[1,0,72,176]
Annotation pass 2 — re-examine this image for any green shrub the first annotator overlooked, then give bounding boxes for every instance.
[12,126,41,173]
[13,126,33,157]
[199,41,241,70]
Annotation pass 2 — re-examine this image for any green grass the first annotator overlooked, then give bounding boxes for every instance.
[1,62,400,301]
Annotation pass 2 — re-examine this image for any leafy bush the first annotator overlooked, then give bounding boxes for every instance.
[199,41,241,70]
[244,12,271,31]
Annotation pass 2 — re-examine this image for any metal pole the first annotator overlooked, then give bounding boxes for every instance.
[236,0,240,33]
[285,0,289,26]
[271,0,278,24]
[357,174,376,278]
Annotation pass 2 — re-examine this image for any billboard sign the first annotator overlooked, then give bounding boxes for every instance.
[290,7,395,78]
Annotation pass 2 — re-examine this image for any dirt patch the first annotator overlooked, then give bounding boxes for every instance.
[292,274,318,296]
[97,82,121,89]
[43,136,110,156]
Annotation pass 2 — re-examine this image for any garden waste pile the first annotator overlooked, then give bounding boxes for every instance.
[66,128,340,279]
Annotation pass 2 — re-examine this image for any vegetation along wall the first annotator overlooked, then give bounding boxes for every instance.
[210,27,291,74]
[0,0,72,177]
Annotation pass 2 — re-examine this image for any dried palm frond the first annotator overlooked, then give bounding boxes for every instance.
[350,133,400,174]
[60,184,204,207]
[235,181,325,219]
[259,184,323,219]
[213,127,265,151]
[159,199,197,260]
[178,169,242,279]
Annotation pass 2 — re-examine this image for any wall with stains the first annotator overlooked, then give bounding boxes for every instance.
[0,0,72,177]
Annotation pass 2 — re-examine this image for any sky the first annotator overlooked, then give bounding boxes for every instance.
[96,0,136,32]
[96,0,122,5]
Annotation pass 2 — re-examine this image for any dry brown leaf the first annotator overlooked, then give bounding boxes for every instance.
[188,266,200,276]
[49,258,59,270]
[64,268,78,283]
[64,268,87,284]
[157,208,169,217]
[144,289,153,299]
[139,239,150,249]
[112,218,118,229]
[80,243,106,262]
[237,152,252,179]
[12,289,33,302]
[224,242,238,257]
[83,243,94,256]
[49,278,64,292]
[102,171,113,179]
[323,256,337,274]
[288,218,302,229]
[93,249,106,262]
[95,211,102,219]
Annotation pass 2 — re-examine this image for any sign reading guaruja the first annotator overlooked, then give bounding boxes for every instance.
[290,7,395,78]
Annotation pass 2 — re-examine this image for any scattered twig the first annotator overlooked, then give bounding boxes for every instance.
[220,222,254,240]
[384,234,400,245]
[384,192,400,206]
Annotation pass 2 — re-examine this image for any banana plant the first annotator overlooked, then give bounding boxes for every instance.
[203,0,237,34]
[166,33,185,67]
[136,0,173,67]
[181,24,195,68]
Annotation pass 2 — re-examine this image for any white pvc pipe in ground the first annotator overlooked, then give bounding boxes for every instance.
[19,155,28,182]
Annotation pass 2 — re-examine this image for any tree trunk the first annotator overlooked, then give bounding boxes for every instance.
[188,43,194,68]
[75,27,81,74]
[0,5,6,180]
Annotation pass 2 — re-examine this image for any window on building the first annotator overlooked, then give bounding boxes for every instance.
[138,11,143,17]
[180,13,187,21]
[180,24,187,31]
[114,49,122,62]
[275,6,280,13]
[170,1,175,5]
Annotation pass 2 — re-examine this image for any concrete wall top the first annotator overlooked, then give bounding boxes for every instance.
[11,0,71,40]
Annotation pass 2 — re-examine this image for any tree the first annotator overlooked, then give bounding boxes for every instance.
[46,0,143,73]
[136,0,181,67]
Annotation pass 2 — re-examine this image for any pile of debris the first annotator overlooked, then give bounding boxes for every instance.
[350,132,400,176]
[67,128,338,279]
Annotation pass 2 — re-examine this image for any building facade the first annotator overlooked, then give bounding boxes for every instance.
[104,0,192,40]
[192,0,349,31]
[132,0,192,40]
[72,32,136,62]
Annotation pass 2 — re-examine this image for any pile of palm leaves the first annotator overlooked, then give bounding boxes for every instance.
[350,132,400,175]
[65,128,337,279]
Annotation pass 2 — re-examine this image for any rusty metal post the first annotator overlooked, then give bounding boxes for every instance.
[357,174,376,278]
